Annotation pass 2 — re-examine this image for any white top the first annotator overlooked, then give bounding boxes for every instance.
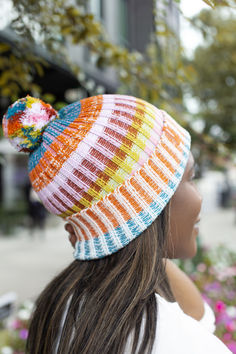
[125,294,232,354]
[56,294,232,353]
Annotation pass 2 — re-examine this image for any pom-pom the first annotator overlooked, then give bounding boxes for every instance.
[2,96,58,153]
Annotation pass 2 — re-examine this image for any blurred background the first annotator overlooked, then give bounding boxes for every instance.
[0,0,235,352]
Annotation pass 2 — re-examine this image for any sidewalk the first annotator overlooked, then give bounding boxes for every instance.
[200,207,235,249]
[0,217,72,303]
[197,170,236,249]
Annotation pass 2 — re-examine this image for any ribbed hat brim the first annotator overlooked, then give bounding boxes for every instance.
[67,110,191,260]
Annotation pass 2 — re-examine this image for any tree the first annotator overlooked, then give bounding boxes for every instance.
[0,0,234,100]
[189,9,236,152]
[0,0,184,108]
[0,0,236,153]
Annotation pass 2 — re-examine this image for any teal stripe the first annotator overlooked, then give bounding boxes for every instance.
[28,101,81,172]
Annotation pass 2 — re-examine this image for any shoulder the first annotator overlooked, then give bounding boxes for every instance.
[154,294,231,354]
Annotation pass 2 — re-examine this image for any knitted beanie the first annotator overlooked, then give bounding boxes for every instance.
[2,94,191,260]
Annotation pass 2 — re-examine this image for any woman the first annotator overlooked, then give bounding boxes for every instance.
[2,95,231,353]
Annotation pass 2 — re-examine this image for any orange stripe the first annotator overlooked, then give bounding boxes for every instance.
[8,112,22,135]
[29,166,41,191]
[79,95,103,112]
[29,97,103,192]
[97,201,119,229]
[154,150,175,174]
[72,219,88,241]
[164,124,182,146]
[78,215,97,240]
[148,159,169,185]
[130,178,153,205]
[109,194,131,221]
[162,142,181,164]
[119,185,142,214]
[139,169,162,195]
[86,209,108,235]
[165,130,183,154]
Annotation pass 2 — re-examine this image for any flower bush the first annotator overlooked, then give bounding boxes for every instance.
[179,245,236,353]
[0,301,33,354]
[0,245,236,353]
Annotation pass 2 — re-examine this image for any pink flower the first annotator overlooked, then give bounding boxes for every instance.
[10,319,22,329]
[226,290,236,301]
[197,263,207,272]
[19,328,28,340]
[226,321,236,333]
[215,311,231,326]
[223,333,232,341]
[227,341,236,354]
[215,300,226,313]
[204,281,221,292]
[218,266,236,281]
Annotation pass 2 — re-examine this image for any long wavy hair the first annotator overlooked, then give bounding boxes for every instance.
[26,204,174,354]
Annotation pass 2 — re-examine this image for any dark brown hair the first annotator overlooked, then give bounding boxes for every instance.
[27,205,174,354]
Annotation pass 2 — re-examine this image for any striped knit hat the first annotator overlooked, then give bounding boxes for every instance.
[2,94,191,260]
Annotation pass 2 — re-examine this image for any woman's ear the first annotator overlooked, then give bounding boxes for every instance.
[64,223,77,248]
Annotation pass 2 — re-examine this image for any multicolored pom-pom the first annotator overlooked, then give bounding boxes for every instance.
[2,96,58,153]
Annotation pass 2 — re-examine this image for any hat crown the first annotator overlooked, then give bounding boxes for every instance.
[28,95,164,218]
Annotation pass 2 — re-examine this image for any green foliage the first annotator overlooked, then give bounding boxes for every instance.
[189,9,236,152]
[0,0,189,112]
[0,0,235,156]
[202,0,236,7]
[0,40,44,100]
